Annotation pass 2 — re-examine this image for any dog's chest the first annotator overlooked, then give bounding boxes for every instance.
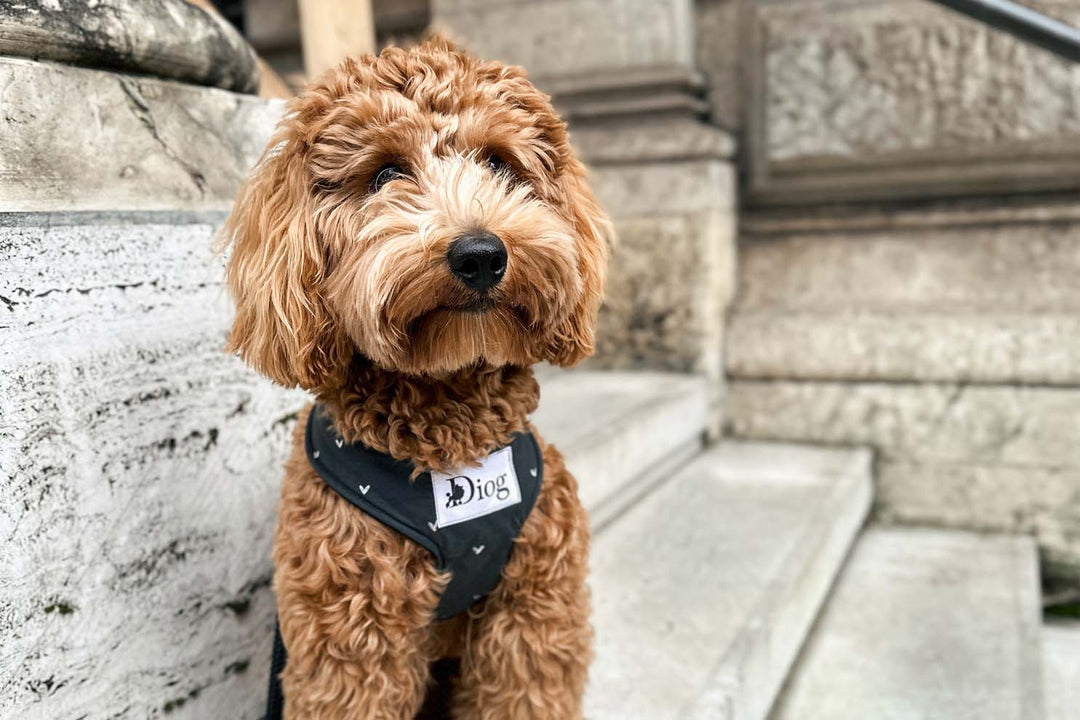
[305,405,543,620]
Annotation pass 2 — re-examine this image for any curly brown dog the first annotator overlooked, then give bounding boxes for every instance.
[221,37,611,719]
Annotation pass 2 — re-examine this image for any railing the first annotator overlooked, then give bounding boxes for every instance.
[929,0,1080,63]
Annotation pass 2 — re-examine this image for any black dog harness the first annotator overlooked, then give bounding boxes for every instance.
[306,403,544,618]
[266,404,544,718]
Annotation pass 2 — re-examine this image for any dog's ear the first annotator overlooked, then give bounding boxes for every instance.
[220,121,351,390]
[478,63,612,367]
[546,163,614,368]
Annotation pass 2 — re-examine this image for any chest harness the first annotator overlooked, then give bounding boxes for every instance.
[305,403,544,618]
[267,404,543,719]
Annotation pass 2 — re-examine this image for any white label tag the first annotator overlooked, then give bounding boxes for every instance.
[431,446,521,529]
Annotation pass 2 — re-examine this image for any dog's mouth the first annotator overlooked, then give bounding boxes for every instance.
[405,298,533,334]
[454,296,497,314]
[435,292,530,319]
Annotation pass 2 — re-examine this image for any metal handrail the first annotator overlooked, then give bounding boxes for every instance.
[929,0,1080,63]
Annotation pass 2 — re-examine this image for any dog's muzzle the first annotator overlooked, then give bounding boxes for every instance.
[447,231,507,292]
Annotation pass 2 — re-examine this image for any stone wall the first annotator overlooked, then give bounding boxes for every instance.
[726,200,1080,581]
[696,0,1080,205]
[708,0,1080,581]
[0,56,296,718]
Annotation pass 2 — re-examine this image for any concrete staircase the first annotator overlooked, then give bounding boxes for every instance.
[532,371,1063,720]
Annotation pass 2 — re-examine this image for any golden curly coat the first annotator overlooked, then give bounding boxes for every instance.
[222,37,612,719]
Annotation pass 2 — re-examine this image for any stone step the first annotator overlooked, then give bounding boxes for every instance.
[726,378,1080,579]
[533,370,708,527]
[771,527,1044,720]
[1044,620,1080,720]
[585,441,872,720]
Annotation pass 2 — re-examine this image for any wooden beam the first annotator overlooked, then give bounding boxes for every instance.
[254,55,295,99]
[298,0,376,79]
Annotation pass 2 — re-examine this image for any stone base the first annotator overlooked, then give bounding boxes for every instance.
[728,312,1080,385]
[0,212,307,719]
[0,57,280,212]
[433,0,697,82]
[1043,620,1080,720]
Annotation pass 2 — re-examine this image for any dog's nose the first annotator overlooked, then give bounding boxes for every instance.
[447,232,507,292]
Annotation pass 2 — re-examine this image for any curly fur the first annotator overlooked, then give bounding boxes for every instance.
[222,37,610,719]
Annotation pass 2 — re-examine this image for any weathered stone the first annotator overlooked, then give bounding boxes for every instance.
[742,197,1080,235]
[0,214,307,719]
[727,312,1080,385]
[0,57,282,212]
[761,0,1080,162]
[1043,620,1080,720]
[588,159,734,437]
[875,461,1080,578]
[372,0,431,36]
[532,371,707,516]
[728,379,1080,577]
[747,0,1080,202]
[695,0,742,130]
[0,0,259,93]
[875,460,1075,531]
[590,159,736,218]
[727,380,1080,468]
[588,442,871,719]
[1036,500,1080,581]
[246,0,302,51]
[773,528,1043,720]
[571,118,735,165]
[596,212,733,370]
[592,209,734,435]
[433,0,696,79]
[737,214,1080,314]
[543,65,710,121]
[730,202,1080,576]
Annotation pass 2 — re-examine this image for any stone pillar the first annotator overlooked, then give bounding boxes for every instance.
[434,0,737,437]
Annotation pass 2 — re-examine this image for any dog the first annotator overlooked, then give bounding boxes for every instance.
[221,37,611,719]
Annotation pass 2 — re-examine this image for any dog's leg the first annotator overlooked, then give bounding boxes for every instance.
[274,495,444,720]
[452,444,593,720]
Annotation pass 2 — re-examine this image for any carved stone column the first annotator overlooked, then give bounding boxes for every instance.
[433,0,737,436]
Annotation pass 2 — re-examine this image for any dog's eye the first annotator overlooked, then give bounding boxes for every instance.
[370,163,406,193]
[486,154,510,175]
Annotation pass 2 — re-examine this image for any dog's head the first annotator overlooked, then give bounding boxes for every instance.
[222,38,611,389]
